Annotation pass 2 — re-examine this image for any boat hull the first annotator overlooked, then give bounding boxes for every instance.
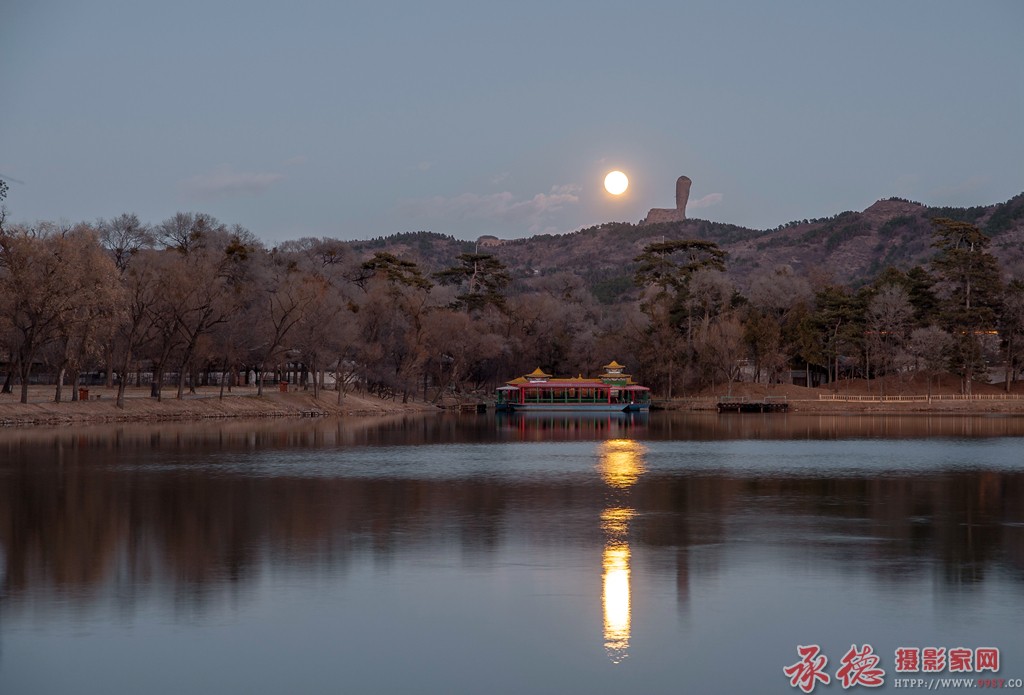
[506,403,646,412]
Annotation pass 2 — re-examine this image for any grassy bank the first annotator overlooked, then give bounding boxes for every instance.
[0,385,437,427]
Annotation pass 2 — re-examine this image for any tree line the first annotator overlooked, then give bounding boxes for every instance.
[2,181,1022,406]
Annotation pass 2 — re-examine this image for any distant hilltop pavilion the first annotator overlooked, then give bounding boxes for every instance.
[641,176,691,225]
[477,235,503,248]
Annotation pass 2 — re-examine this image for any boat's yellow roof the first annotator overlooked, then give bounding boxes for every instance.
[505,362,643,387]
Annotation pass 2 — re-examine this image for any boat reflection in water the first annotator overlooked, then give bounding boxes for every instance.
[598,438,647,663]
[495,411,648,442]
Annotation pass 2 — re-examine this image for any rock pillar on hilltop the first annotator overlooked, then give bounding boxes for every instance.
[675,176,691,215]
[641,175,692,225]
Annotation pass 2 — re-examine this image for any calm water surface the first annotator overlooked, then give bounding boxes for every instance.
[2,413,1023,694]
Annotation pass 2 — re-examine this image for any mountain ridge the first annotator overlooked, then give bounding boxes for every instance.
[343,192,1024,300]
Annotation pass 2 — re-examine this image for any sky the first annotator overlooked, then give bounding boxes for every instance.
[2,1,1022,245]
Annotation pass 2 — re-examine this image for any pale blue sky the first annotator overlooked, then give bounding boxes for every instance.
[2,1,1022,244]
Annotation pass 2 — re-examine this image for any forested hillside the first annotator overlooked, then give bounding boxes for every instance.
[3,180,1024,404]
[361,193,1024,303]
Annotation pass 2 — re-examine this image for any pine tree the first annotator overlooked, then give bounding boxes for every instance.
[929,218,1004,393]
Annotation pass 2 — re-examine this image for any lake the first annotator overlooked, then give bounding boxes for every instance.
[1,412,1023,694]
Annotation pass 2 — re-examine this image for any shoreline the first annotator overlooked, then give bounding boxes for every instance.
[664,398,1024,414]
[4,380,1024,428]
[0,385,438,427]
[665,378,1024,414]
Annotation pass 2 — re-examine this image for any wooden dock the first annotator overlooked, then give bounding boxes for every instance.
[716,396,789,413]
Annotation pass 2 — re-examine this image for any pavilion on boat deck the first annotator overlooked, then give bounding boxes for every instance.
[496,361,651,411]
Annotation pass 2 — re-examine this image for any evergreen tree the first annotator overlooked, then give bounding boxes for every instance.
[633,240,726,294]
[433,253,511,312]
[929,218,1004,393]
[359,252,433,291]
[802,285,863,387]
[632,240,727,396]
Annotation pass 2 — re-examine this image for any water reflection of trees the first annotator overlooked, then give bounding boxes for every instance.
[4,412,1024,453]
[2,458,1022,613]
[637,473,1024,587]
[0,414,492,454]
[650,412,1024,440]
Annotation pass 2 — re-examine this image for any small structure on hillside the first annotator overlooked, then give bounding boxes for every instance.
[477,235,503,248]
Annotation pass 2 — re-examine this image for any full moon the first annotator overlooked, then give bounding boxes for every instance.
[604,170,628,195]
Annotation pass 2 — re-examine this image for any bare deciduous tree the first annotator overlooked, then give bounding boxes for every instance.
[49,224,123,402]
[0,223,92,403]
[98,213,154,271]
[865,284,913,394]
[908,326,952,397]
